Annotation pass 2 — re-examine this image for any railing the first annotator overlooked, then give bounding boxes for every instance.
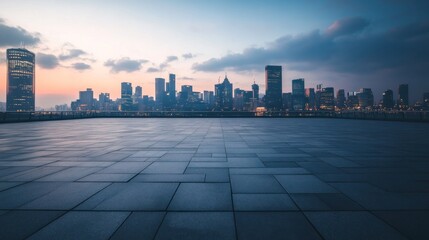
[0,110,428,123]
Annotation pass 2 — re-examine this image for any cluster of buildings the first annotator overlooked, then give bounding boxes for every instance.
[70,65,428,112]
[2,48,429,113]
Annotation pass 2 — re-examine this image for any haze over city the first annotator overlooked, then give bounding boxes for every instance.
[0,0,429,108]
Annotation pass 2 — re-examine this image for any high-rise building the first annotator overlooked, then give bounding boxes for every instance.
[6,48,35,112]
[319,87,335,111]
[305,88,315,110]
[168,74,176,104]
[215,75,233,111]
[79,88,94,110]
[135,86,142,99]
[398,84,409,109]
[203,91,215,106]
[234,88,245,111]
[265,65,282,111]
[282,93,292,110]
[315,84,323,109]
[155,78,165,109]
[382,89,394,109]
[252,82,259,100]
[292,79,305,110]
[358,88,374,109]
[121,82,133,111]
[180,85,193,103]
[336,89,346,109]
[423,92,429,110]
[347,92,359,109]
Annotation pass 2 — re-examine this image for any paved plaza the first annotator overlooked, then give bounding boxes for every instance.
[0,118,428,240]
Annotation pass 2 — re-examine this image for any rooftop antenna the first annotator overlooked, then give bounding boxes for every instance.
[218,76,221,83]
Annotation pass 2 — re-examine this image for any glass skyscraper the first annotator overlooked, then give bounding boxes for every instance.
[121,82,133,111]
[6,48,35,112]
[292,78,305,110]
[265,65,282,111]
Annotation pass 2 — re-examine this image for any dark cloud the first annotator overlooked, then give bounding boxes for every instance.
[182,53,195,59]
[37,53,60,69]
[146,67,160,73]
[104,57,148,73]
[0,19,40,47]
[192,17,429,77]
[325,17,370,38]
[71,62,91,71]
[59,48,87,61]
[166,55,178,62]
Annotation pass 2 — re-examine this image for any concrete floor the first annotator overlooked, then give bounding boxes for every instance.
[0,118,428,240]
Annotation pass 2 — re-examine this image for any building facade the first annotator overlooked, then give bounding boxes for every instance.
[6,48,35,112]
[215,75,233,111]
[265,65,282,111]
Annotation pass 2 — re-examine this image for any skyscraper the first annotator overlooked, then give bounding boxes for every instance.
[423,92,429,110]
[319,87,335,110]
[121,82,133,111]
[180,85,193,103]
[155,78,165,109]
[398,84,409,109]
[252,82,259,100]
[292,78,305,110]
[305,88,316,110]
[135,86,142,99]
[358,88,374,109]
[265,65,282,111]
[203,91,215,106]
[79,88,94,110]
[215,75,233,111]
[168,74,176,105]
[6,48,35,112]
[336,89,346,109]
[382,89,394,109]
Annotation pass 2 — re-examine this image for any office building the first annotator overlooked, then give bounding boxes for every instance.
[168,74,176,104]
[6,48,35,112]
[336,89,346,109]
[252,82,259,100]
[135,86,142,99]
[155,78,165,109]
[215,75,233,111]
[203,91,215,106]
[398,84,409,109]
[305,88,316,110]
[358,88,374,109]
[121,82,133,111]
[292,79,305,110]
[319,87,335,111]
[382,90,394,109]
[265,65,282,111]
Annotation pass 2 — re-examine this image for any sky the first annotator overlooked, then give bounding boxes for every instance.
[0,0,428,108]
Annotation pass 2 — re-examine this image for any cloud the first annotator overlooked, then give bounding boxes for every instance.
[157,55,179,71]
[146,67,160,73]
[179,76,195,80]
[104,57,148,73]
[325,17,370,38]
[59,48,87,61]
[37,53,60,69]
[0,19,40,47]
[166,55,178,62]
[192,17,429,76]
[182,53,195,59]
[71,62,91,71]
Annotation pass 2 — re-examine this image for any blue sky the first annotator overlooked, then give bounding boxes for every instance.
[0,0,428,107]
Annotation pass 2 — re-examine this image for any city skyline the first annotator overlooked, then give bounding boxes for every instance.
[1,0,429,108]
